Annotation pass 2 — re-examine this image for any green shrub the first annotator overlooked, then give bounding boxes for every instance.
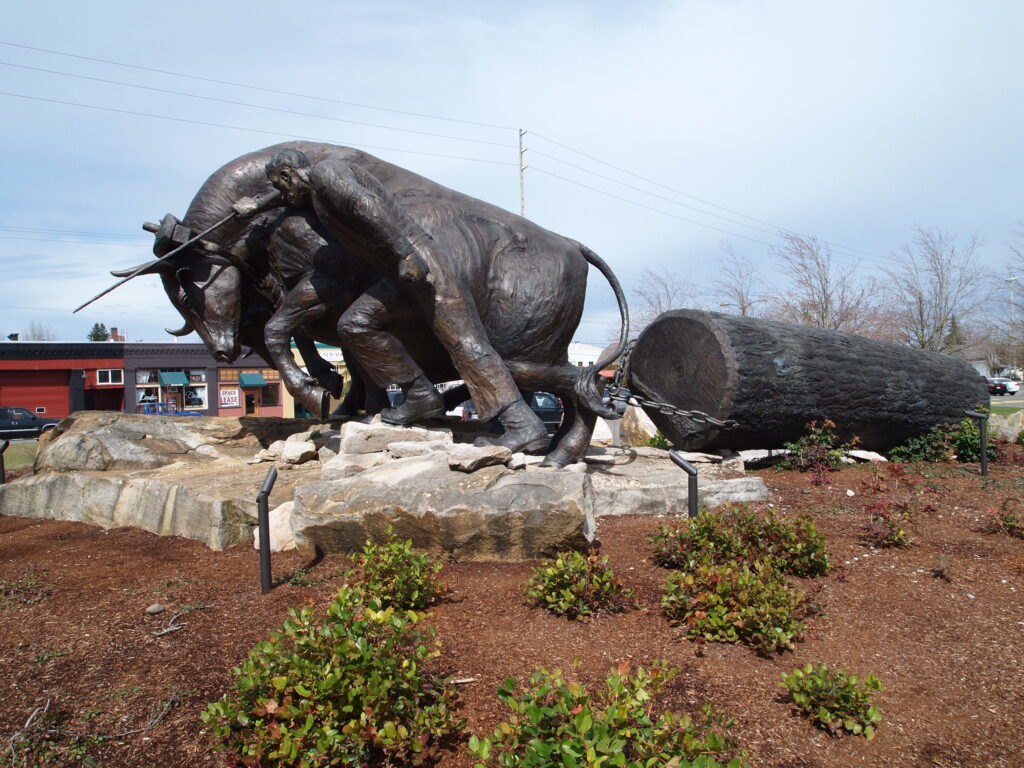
[470,664,747,768]
[525,551,632,619]
[202,585,461,767]
[661,563,808,653]
[649,505,830,577]
[886,425,954,463]
[643,431,670,448]
[353,526,446,610]
[781,663,882,739]
[780,419,858,483]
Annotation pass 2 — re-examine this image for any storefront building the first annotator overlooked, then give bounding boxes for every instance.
[0,342,287,419]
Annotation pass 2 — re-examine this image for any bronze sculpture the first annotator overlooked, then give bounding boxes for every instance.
[101,142,629,466]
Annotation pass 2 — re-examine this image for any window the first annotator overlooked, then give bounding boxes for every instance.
[184,385,208,409]
[261,383,281,407]
[97,369,124,385]
[34,407,46,414]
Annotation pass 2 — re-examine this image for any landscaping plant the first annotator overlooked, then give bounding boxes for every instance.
[861,499,912,547]
[982,499,1023,538]
[352,525,446,609]
[202,585,462,767]
[661,562,808,654]
[780,419,859,484]
[781,663,882,739]
[648,505,830,577]
[470,663,747,768]
[524,551,632,619]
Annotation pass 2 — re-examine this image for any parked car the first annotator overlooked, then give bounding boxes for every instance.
[0,407,61,439]
[460,391,564,433]
[987,378,1008,396]
[990,378,1020,395]
[529,391,564,433]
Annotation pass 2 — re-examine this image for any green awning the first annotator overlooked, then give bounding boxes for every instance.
[239,372,267,387]
[158,371,189,387]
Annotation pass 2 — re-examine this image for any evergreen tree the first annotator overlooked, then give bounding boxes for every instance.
[87,322,110,341]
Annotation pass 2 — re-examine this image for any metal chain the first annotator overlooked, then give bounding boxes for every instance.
[601,341,740,430]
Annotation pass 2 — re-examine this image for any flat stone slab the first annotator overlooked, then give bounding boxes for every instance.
[291,453,595,561]
[580,448,767,516]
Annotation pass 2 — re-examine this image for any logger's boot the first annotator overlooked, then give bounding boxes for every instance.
[474,399,549,454]
[380,376,446,425]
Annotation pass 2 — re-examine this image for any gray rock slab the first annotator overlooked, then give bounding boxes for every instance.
[291,456,594,561]
[321,451,390,480]
[447,443,512,472]
[253,501,296,552]
[339,420,452,455]
[587,452,767,516]
[280,441,318,465]
[0,469,259,549]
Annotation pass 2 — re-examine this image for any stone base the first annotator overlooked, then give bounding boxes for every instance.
[0,412,768,558]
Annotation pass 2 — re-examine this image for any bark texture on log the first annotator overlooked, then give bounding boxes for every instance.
[629,310,989,451]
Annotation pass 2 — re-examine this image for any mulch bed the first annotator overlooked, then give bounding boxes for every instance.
[1,454,1022,767]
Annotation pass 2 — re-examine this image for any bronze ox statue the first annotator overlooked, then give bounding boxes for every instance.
[99,142,628,467]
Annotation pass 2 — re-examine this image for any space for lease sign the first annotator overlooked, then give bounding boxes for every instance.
[219,387,240,408]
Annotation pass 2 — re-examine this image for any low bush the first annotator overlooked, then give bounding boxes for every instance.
[781,663,882,739]
[661,562,808,654]
[780,420,858,484]
[470,663,747,768]
[524,551,632,619]
[886,425,954,463]
[202,585,462,767]
[862,499,912,547]
[352,526,446,610]
[982,499,1023,538]
[948,414,1003,464]
[648,505,830,577]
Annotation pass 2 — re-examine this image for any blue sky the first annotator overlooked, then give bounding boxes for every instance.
[1,1,1021,345]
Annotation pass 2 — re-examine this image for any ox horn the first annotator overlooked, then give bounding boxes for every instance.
[164,321,194,337]
[73,209,238,314]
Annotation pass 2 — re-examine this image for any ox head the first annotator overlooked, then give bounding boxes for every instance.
[111,215,246,362]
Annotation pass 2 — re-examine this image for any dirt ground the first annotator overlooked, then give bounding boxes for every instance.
[1,453,1022,768]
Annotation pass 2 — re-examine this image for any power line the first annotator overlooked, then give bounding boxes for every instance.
[529,131,886,263]
[0,235,141,246]
[0,61,515,149]
[0,40,516,131]
[0,226,147,241]
[529,148,782,240]
[529,165,777,248]
[0,91,517,167]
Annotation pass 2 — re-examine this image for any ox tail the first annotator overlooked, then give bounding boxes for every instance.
[574,243,630,418]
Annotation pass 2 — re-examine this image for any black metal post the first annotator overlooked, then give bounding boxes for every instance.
[963,410,989,477]
[257,465,279,594]
[0,440,9,485]
[668,449,699,519]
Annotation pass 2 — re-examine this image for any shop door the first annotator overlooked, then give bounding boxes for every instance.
[244,389,260,416]
[166,393,181,412]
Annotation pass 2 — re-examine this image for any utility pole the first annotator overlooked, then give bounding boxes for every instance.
[518,129,527,217]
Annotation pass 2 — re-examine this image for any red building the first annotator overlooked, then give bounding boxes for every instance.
[0,342,284,419]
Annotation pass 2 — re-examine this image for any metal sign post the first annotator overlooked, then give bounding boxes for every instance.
[257,465,279,593]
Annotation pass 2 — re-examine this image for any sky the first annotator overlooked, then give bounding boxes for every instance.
[2,0,1022,347]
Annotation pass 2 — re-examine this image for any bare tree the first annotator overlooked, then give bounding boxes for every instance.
[882,226,989,354]
[23,321,55,341]
[628,266,699,337]
[763,233,880,335]
[711,240,764,316]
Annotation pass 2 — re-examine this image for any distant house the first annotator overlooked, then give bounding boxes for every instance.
[567,342,603,367]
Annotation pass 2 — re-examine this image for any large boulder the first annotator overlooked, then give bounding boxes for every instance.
[290,453,595,560]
